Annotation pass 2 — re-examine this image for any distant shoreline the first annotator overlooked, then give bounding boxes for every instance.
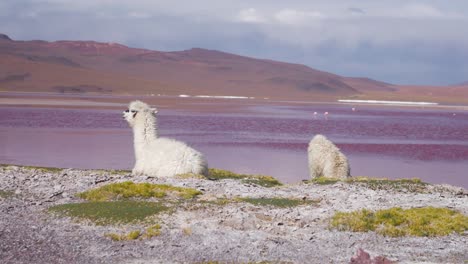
[1,92,468,111]
[337,99,438,106]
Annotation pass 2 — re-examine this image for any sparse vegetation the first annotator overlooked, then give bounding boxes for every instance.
[144,224,162,238]
[108,169,131,174]
[308,177,341,185]
[105,230,142,241]
[330,207,468,237]
[105,224,161,241]
[0,164,64,173]
[239,197,319,208]
[308,176,428,192]
[182,227,192,236]
[176,173,207,179]
[348,177,428,192]
[24,165,64,173]
[0,190,14,198]
[184,198,232,211]
[49,201,169,225]
[208,168,282,187]
[200,198,232,206]
[78,181,202,201]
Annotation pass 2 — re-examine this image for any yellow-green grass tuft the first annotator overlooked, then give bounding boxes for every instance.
[49,201,168,225]
[78,181,202,201]
[208,168,282,188]
[239,197,319,208]
[105,224,161,241]
[176,173,207,179]
[105,230,141,241]
[330,207,468,237]
[144,224,162,238]
[182,227,192,236]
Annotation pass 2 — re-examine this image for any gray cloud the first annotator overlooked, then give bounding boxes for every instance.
[1,0,468,85]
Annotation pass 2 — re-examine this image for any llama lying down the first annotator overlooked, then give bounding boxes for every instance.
[308,134,351,179]
[123,100,208,177]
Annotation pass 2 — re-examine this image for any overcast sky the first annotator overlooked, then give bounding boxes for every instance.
[1,0,468,85]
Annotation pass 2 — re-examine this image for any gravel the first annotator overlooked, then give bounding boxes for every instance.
[0,165,467,264]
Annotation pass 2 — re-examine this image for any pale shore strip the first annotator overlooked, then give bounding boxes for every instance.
[338,99,438,106]
[1,95,467,111]
[179,94,255,99]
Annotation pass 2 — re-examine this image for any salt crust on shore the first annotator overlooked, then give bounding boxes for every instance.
[0,166,467,263]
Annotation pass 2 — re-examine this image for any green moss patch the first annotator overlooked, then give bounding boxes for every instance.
[239,197,318,208]
[208,168,282,188]
[330,207,468,237]
[49,201,168,225]
[78,181,202,201]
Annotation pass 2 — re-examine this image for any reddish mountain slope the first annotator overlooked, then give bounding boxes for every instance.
[0,34,467,103]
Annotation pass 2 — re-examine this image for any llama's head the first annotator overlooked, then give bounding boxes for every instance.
[123,100,158,127]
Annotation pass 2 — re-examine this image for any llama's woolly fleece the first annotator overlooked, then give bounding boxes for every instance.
[123,100,208,177]
[308,134,350,179]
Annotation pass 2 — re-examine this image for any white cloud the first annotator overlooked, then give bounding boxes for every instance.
[274,9,324,25]
[236,8,265,23]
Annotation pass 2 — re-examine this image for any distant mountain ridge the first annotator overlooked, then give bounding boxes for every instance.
[1,34,467,104]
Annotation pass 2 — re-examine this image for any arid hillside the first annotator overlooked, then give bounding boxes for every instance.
[1,34,467,103]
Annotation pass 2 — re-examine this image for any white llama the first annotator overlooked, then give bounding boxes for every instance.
[123,100,208,177]
[308,134,350,179]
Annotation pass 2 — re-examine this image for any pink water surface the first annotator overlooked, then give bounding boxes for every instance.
[1,104,467,188]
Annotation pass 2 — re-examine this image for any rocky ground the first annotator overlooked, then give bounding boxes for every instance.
[0,165,467,264]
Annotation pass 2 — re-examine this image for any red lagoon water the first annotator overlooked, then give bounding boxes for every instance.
[1,104,467,188]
